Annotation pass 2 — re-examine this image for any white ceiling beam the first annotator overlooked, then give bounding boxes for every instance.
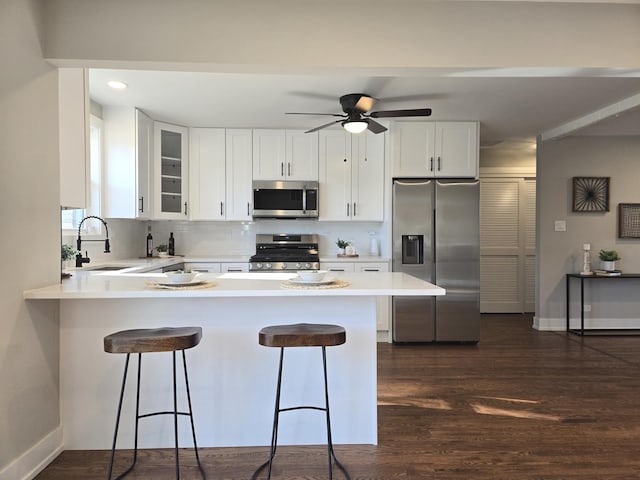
[539,93,640,141]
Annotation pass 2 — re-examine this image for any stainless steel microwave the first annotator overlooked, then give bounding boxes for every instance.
[252,180,319,219]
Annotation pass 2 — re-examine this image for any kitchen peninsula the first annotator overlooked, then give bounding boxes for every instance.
[24,270,444,450]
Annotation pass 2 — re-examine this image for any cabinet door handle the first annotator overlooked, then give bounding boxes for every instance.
[363,269,379,272]
[227,268,243,272]
[430,157,434,172]
[281,162,284,177]
[329,268,345,272]
[184,202,188,215]
[437,156,441,171]
[139,196,144,213]
[220,202,224,216]
[353,202,357,217]
[247,203,250,216]
[288,162,291,176]
[346,203,350,217]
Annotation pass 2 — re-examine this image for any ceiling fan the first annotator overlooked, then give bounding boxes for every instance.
[286,93,432,134]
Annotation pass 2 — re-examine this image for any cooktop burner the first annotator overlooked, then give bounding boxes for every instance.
[250,234,320,271]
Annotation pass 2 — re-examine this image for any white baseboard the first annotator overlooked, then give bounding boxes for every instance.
[533,316,566,331]
[0,427,63,480]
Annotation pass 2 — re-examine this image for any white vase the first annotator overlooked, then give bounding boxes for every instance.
[338,247,346,255]
[601,260,616,271]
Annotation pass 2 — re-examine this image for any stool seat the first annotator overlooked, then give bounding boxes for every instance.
[258,323,346,348]
[104,326,202,354]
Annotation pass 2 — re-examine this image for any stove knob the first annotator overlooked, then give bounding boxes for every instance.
[303,263,311,269]
[265,263,273,270]
[295,263,302,269]
[255,263,263,270]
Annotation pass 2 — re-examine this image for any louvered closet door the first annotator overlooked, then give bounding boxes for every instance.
[480,177,536,313]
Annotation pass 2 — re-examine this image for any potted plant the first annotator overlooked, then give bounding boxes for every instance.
[155,244,169,257]
[598,249,621,271]
[61,243,79,273]
[336,238,351,255]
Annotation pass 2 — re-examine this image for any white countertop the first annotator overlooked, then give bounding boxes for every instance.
[24,271,443,299]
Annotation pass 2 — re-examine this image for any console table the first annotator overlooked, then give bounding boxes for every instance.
[566,273,640,336]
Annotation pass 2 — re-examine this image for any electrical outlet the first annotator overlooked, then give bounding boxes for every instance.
[584,304,592,312]
[554,220,566,232]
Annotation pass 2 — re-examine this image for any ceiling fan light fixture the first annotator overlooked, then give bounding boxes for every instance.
[343,119,368,134]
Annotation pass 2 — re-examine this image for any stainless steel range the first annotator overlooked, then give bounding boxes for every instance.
[249,234,320,271]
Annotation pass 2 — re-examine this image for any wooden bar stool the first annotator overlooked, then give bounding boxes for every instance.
[103,326,206,479]
[252,323,351,480]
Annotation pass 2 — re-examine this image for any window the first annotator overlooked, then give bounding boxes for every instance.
[61,114,103,234]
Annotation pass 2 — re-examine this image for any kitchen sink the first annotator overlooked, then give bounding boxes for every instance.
[85,265,132,271]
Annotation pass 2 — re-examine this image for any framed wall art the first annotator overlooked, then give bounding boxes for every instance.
[618,203,640,238]
[572,177,610,212]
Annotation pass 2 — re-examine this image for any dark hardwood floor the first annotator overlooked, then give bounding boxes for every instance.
[36,314,640,479]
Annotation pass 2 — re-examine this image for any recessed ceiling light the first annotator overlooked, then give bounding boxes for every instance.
[107,80,127,90]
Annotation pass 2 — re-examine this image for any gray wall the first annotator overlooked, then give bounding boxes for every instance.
[536,136,640,330]
[0,0,61,473]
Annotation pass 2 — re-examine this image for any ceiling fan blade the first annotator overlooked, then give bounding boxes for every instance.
[369,108,432,118]
[305,119,343,133]
[286,112,345,117]
[366,119,387,134]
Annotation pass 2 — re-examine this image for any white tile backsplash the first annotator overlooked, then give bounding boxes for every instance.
[63,218,388,261]
[147,220,387,258]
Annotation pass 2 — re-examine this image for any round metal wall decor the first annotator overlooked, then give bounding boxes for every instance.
[572,177,610,212]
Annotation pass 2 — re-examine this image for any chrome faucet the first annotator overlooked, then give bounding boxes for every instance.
[76,216,111,267]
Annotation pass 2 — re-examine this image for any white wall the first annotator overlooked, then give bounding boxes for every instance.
[0,0,62,477]
[41,0,640,71]
[536,136,640,330]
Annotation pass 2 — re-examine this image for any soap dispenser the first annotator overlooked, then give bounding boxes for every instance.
[369,232,379,256]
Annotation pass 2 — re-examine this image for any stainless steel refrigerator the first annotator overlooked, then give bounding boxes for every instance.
[392,179,480,343]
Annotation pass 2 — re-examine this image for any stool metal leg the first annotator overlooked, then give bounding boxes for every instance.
[252,347,285,480]
[108,351,206,480]
[172,351,180,478]
[108,353,143,480]
[252,346,350,480]
[182,350,207,479]
[321,347,351,480]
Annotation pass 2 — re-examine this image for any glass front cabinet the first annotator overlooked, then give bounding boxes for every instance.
[154,122,189,219]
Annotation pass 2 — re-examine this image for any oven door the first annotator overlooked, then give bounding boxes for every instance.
[252,180,318,218]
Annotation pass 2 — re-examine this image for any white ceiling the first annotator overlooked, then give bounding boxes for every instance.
[89,68,640,146]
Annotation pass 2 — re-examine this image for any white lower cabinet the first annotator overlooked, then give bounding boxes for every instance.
[356,263,391,332]
[183,262,249,273]
[321,261,391,334]
[184,263,222,273]
[221,262,249,273]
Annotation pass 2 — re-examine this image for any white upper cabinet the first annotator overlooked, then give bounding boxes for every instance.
[252,129,318,181]
[319,130,385,221]
[391,121,478,178]
[59,67,89,208]
[189,128,226,220]
[154,122,189,219]
[225,129,253,220]
[103,107,153,219]
[189,128,253,221]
